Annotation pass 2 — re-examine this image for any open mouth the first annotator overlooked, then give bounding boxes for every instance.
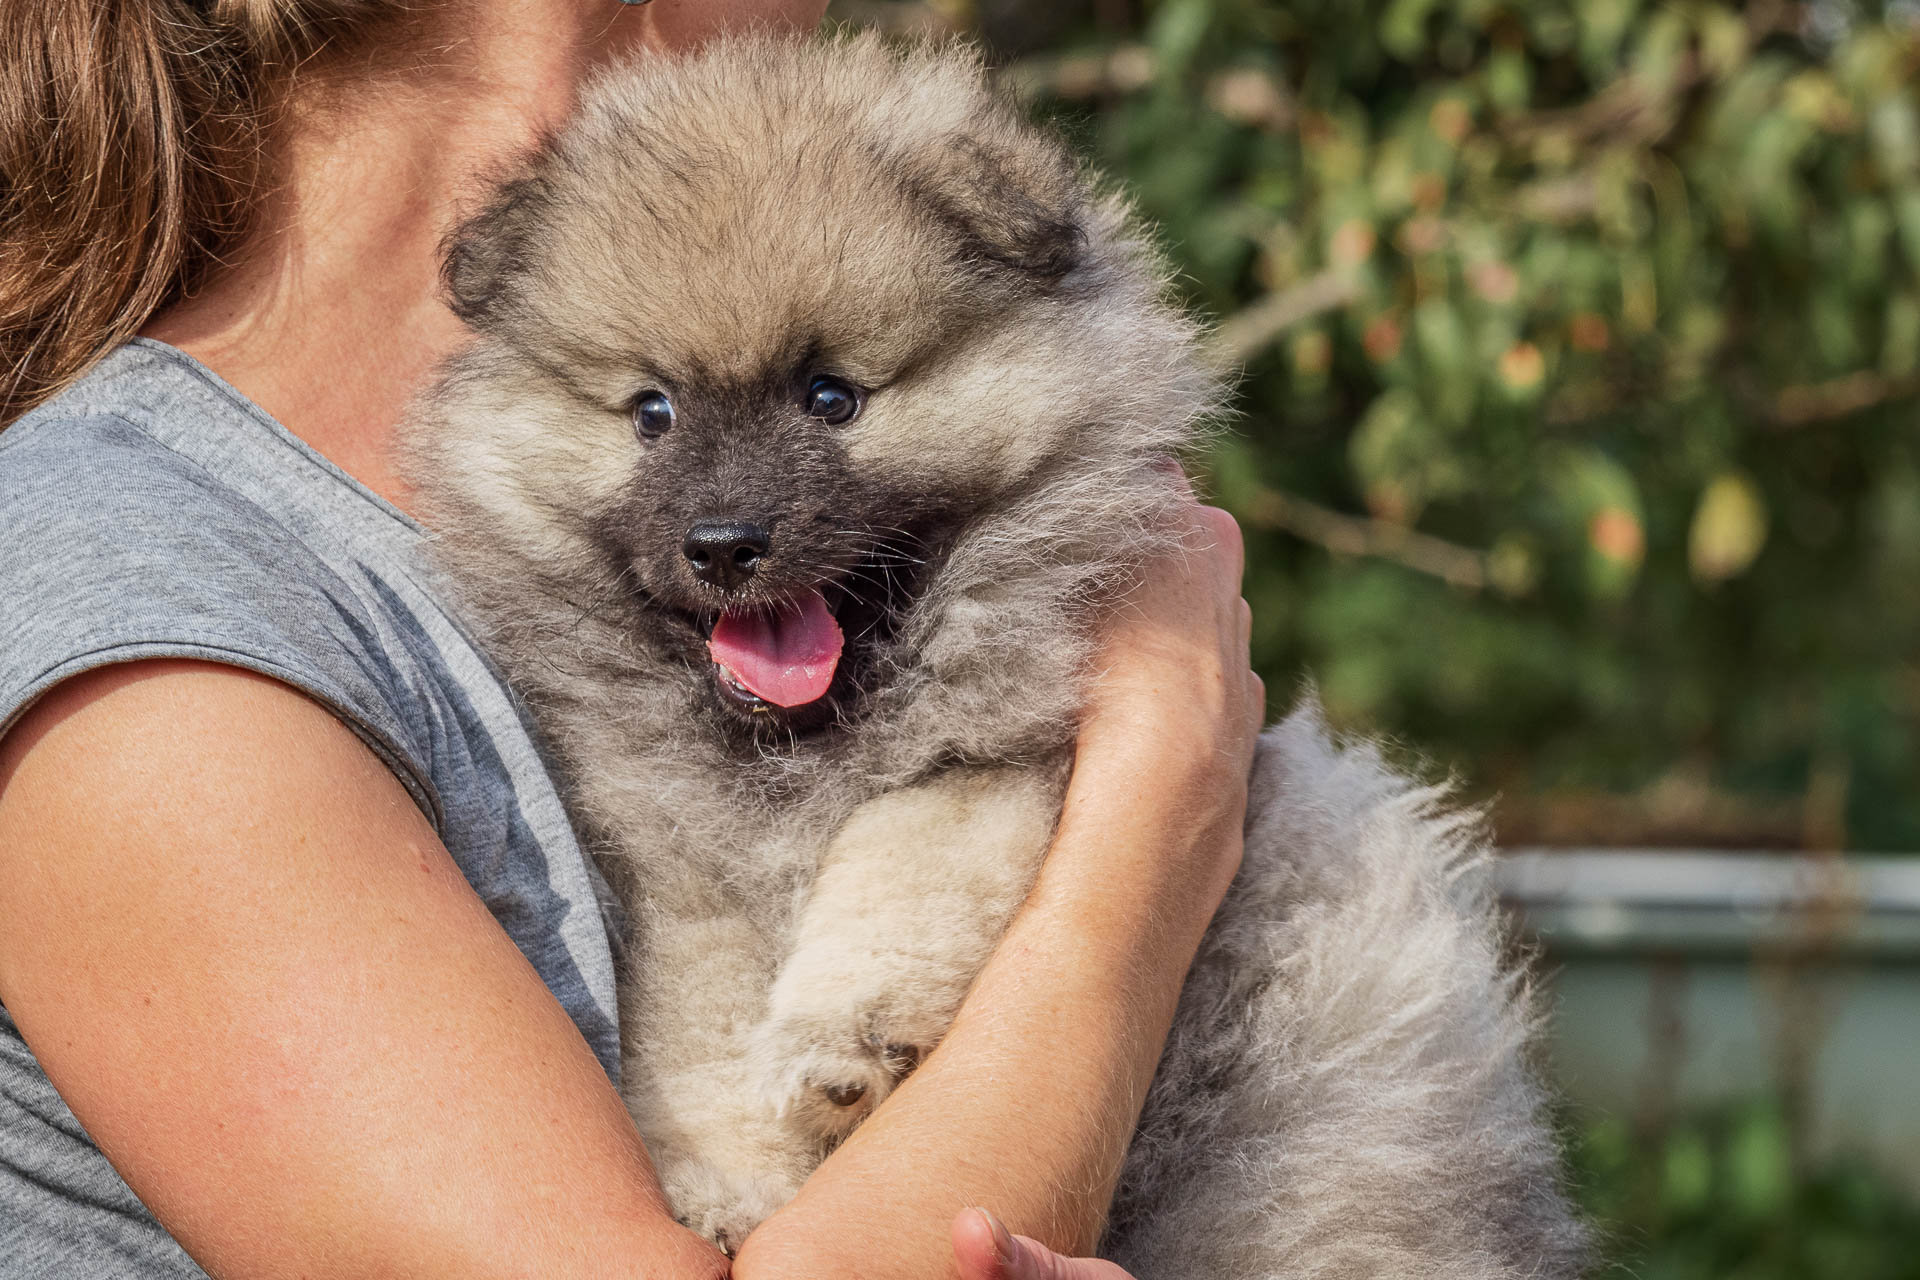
[705,588,845,714]
[621,531,928,733]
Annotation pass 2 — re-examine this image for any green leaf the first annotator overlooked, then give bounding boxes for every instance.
[1689,471,1769,583]
[1661,1128,1713,1215]
[1549,447,1645,599]
[1870,95,1920,185]
[1725,1107,1794,1220]
[1882,292,1920,377]
[1576,0,1643,79]
[1379,0,1439,63]
[1893,188,1920,270]
[1146,0,1215,78]
[1486,48,1531,114]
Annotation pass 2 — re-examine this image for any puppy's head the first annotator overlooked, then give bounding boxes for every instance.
[419,34,1213,739]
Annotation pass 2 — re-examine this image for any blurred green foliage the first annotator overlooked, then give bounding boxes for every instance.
[837,0,1920,850]
[1570,1102,1920,1278]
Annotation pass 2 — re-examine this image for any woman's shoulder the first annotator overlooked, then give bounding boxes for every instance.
[4,339,426,565]
[1,385,321,582]
[2,375,263,534]
[0,361,435,810]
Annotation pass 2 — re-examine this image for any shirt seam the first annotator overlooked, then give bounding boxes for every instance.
[119,338,426,534]
[80,351,483,661]
[0,407,450,831]
[0,636,445,833]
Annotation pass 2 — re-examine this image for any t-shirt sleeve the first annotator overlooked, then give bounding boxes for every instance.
[0,413,442,827]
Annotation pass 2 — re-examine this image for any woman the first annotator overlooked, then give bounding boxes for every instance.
[0,2,1262,1276]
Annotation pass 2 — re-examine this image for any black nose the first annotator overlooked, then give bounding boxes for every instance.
[682,520,771,590]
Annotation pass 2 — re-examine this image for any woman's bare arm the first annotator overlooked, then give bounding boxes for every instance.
[0,660,725,1280]
[738,506,1263,1279]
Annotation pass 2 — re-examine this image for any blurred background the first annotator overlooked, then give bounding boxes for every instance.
[831,2,1920,1275]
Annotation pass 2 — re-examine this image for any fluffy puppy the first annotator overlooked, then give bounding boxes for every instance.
[406,32,1585,1276]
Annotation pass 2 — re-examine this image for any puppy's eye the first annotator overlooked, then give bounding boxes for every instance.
[802,375,862,425]
[632,390,675,440]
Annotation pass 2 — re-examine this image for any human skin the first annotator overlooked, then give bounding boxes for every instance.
[952,1208,1137,1280]
[0,2,1264,1277]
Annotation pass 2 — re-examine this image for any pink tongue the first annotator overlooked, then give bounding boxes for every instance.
[707,589,845,708]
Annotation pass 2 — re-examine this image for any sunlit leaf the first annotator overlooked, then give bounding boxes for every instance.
[1726,1107,1794,1220]
[1487,532,1541,597]
[1550,448,1645,598]
[1146,0,1214,76]
[1661,1128,1713,1215]
[1379,0,1440,63]
[1689,472,1770,583]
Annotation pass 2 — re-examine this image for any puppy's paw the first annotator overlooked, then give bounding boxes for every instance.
[753,992,945,1140]
[659,1156,799,1257]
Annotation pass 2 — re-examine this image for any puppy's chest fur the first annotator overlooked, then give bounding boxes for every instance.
[473,581,1084,1245]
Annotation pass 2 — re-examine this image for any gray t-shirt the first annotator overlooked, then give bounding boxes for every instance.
[0,340,622,1277]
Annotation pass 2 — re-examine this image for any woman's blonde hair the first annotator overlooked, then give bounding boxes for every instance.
[0,1,391,425]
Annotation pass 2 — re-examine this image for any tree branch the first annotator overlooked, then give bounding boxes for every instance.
[1206,269,1362,368]
[1240,485,1489,590]
[999,44,1156,101]
[1768,370,1920,428]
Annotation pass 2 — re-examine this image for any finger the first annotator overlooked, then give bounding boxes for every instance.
[951,1210,1136,1280]
[1007,1234,1137,1280]
[1238,596,1252,648]
[1191,504,1245,582]
[952,1208,1010,1280]
[951,1209,1061,1280]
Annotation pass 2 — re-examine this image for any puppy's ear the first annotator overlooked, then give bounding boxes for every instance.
[442,175,551,328]
[897,125,1086,280]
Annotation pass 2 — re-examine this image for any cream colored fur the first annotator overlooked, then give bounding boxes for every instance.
[406,31,1587,1274]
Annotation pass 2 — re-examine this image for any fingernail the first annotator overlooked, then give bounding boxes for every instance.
[974,1207,1018,1266]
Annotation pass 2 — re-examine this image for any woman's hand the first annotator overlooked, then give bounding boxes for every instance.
[1081,496,1264,757]
[952,1208,1136,1280]
[1069,497,1266,930]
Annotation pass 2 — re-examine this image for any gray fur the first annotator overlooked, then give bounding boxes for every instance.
[404,31,1585,1275]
